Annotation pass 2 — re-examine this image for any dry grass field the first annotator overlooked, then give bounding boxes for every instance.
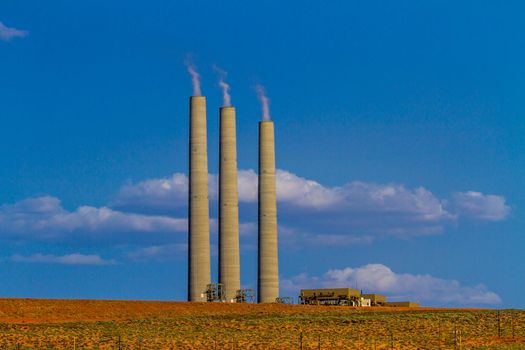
[0,298,523,349]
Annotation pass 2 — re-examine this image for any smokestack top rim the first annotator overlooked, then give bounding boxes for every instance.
[220,106,235,110]
[190,95,206,100]
[259,120,274,124]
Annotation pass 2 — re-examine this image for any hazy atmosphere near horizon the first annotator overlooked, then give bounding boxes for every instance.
[0,1,523,308]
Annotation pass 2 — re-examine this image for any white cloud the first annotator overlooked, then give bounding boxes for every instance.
[0,21,28,41]
[273,171,456,238]
[113,170,257,209]
[452,191,510,221]
[114,169,451,214]
[237,170,258,202]
[0,196,187,240]
[11,253,115,265]
[240,170,453,220]
[281,263,501,306]
[111,169,510,241]
[235,169,342,208]
[276,170,342,208]
[114,174,188,210]
[335,182,452,220]
[1,172,507,247]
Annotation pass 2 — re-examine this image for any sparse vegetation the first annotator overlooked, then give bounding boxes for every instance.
[0,299,523,349]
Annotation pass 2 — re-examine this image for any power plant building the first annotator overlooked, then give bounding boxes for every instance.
[183,92,418,306]
[186,94,281,304]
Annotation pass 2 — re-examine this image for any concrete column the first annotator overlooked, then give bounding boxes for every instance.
[219,106,241,302]
[258,120,279,303]
[188,96,211,302]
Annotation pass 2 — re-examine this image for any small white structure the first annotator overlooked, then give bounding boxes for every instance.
[359,297,371,307]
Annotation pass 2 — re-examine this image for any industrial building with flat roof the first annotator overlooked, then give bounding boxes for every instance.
[300,288,419,307]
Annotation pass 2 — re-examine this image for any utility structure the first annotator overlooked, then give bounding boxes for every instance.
[205,283,225,302]
[235,289,256,303]
[218,106,241,302]
[258,120,279,303]
[188,96,211,302]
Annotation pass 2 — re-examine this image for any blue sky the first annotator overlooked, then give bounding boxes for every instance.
[0,0,524,307]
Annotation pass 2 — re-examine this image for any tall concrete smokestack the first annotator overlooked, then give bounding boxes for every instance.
[258,120,279,303]
[219,106,241,302]
[188,96,211,302]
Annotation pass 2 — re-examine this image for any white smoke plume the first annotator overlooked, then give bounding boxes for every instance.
[213,65,231,106]
[184,57,202,96]
[255,84,271,121]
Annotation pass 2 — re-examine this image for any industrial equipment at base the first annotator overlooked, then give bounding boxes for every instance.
[275,297,294,304]
[204,285,258,303]
[205,283,225,302]
[234,289,256,303]
[205,284,420,306]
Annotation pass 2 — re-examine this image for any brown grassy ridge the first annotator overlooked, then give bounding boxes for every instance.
[0,298,523,349]
[0,298,484,323]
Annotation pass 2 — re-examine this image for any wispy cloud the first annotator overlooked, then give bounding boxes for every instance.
[128,244,187,261]
[0,196,187,242]
[282,263,501,306]
[0,21,28,41]
[11,253,115,265]
[113,174,189,212]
